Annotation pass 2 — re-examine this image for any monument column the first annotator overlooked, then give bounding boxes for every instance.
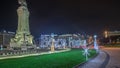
[10,0,34,50]
[17,0,30,34]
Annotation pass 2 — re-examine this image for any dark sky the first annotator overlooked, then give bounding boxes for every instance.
[0,0,120,37]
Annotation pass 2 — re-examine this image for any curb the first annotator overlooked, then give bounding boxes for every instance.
[99,51,110,68]
[0,49,71,60]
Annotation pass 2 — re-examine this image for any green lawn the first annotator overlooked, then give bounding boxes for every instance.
[0,49,97,68]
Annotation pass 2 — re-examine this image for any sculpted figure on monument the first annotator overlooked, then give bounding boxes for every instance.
[18,0,27,6]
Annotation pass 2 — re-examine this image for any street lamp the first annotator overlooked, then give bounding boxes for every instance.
[104,31,108,38]
[94,35,99,52]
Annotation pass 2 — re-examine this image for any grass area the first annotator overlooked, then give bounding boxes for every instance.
[0,49,97,68]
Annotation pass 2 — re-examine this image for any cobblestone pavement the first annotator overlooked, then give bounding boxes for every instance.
[103,48,120,68]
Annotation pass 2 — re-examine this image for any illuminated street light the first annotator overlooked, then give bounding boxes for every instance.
[94,35,99,52]
[104,31,108,38]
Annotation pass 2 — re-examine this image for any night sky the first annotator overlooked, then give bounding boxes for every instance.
[0,0,120,37]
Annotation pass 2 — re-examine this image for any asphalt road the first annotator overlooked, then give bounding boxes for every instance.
[102,48,120,68]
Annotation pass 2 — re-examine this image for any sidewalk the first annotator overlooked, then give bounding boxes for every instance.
[77,50,107,68]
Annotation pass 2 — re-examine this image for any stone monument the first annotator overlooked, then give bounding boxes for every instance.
[10,0,35,50]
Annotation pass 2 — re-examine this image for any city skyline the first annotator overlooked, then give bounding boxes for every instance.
[0,0,120,37]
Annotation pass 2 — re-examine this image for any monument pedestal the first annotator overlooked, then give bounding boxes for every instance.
[21,45,27,50]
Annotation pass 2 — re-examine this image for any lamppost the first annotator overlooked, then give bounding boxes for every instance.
[94,35,99,52]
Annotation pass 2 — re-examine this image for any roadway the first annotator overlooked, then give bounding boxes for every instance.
[102,47,120,68]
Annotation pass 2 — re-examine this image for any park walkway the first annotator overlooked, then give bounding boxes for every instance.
[76,47,120,68]
[76,50,108,68]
